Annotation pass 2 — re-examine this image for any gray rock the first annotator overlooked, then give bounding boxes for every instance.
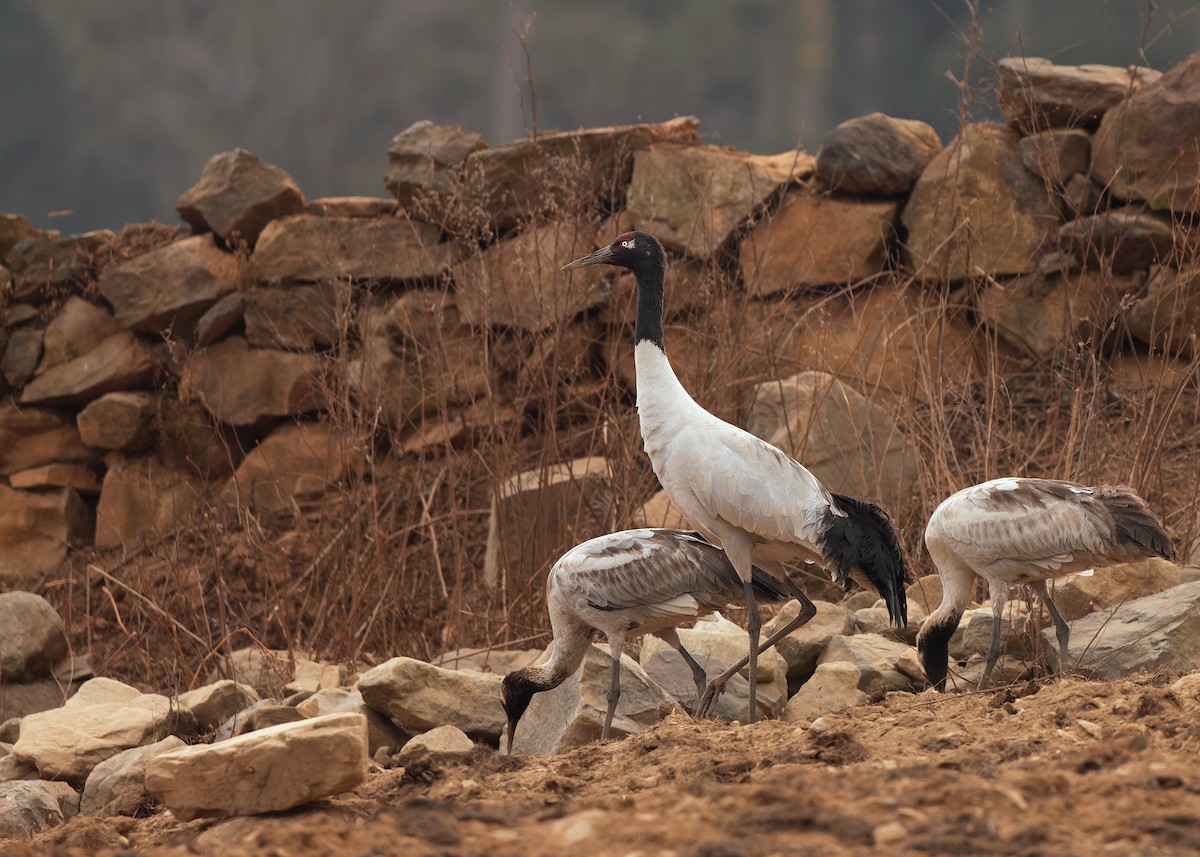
[815,112,941,194]
[1044,581,1200,678]
[358,657,505,742]
[996,56,1160,130]
[177,680,260,732]
[1,327,44,388]
[294,688,409,757]
[1019,128,1091,184]
[1125,266,1200,358]
[214,700,305,741]
[1051,558,1182,622]
[0,780,69,838]
[80,735,186,817]
[0,592,68,682]
[762,599,854,687]
[145,712,367,821]
[510,644,682,755]
[855,599,927,645]
[1059,210,1177,273]
[819,633,923,683]
[176,148,306,247]
[35,297,123,376]
[396,724,475,765]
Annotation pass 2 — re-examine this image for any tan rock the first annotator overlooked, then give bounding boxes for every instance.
[224,421,360,514]
[294,688,409,757]
[194,291,246,345]
[996,56,1160,130]
[80,735,187,817]
[1125,266,1200,357]
[9,463,100,493]
[396,724,475,765]
[763,599,855,685]
[462,117,701,229]
[144,713,368,821]
[305,196,398,218]
[7,230,112,299]
[20,330,158,407]
[180,336,320,427]
[814,112,941,195]
[453,221,609,331]
[93,457,202,549]
[243,283,347,351]
[634,490,691,530]
[177,681,260,732]
[625,143,810,259]
[949,602,1033,661]
[1052,557,1182,622]
[432,648,543,675]
[357,656,505,742]
[1,327,44,388]
[906,574,946,616]
[781,662,869,725]
[819,633,922,682]
[76,391,157,451]
[1018,129,1091,185]
[384,120,488,213]
[0,487,92,580]
[483,455,613,589]
[155,398,240,481]
[36,297,123,375]
[747,371,918,509]
[252,214,461,283]
[903,123,1059,282]
[1092,54,1200,212]
[176,148,306,247]
[740,191,897,294]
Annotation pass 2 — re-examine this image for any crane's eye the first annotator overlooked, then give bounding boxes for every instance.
[621,240,631,248]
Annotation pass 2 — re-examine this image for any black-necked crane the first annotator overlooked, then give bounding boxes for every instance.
[918,477,1176,691]
[501,528,808,752]
[562,232,908,722]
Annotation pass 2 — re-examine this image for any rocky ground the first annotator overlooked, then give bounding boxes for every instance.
[8,672,1200,856]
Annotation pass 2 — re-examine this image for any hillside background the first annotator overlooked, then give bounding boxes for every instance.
[3,0,1199,233]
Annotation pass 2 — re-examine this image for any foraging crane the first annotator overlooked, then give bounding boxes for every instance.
[918,477,1176,691]
[501,528,811,752]
[563,232,908,722]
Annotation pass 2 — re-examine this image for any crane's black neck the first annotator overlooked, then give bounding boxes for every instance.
[633,263,666,351]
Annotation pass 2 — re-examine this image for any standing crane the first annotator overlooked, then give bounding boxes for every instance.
[501,528,811,752]
[563,231,908,722]
[918,477,1176,691]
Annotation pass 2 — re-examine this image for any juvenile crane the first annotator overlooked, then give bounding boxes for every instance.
[501,528,808,752]
[563,232,908,722]
[918,477,1176,691]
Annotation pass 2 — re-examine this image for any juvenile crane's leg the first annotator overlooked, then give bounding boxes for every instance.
[979,582,1009,691]
[1031,580,1071,674]
[656,628,710,712]
[602,630,626,741]
[696,575,817,718]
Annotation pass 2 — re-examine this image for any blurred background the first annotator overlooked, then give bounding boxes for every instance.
[2,0,1197,234]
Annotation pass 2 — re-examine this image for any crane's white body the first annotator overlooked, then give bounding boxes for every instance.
[920,477,1174,690]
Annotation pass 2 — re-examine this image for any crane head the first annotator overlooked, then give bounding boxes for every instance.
[562,231,667,277]
[500,667,540,754]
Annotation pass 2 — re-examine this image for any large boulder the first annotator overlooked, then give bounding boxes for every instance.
[97,235,239,339]
[739,190,897,294]
[1051,557,1182,623]
[350,289,490,430]
[251,215,462,283]
[0,487,92,581]
[1091,54,1200,213]
[144,713,367,821]
[483,455,613,590]
[453,221,609,331]
[814,113,941,195]
[223,421,361,514]
[510,644,682,755]
[745,371,918,509]
[625,143,811,259]
[996,56,1160,130]
[1046,581,1200,678]
[13,678,194,784]
[176,148,306,247]
[357,657,505,742]
[180,336,320,427]
[0,592,68,682]
[903,123,1059,283]
[20,330,158,407]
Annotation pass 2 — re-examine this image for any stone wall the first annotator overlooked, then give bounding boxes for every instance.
[0,54,1197,588]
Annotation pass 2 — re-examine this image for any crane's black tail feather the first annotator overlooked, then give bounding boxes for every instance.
[823,493,908,628]
[1096,487,1177,562]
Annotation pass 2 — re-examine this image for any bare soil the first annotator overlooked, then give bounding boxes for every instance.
[12,672,1200,856]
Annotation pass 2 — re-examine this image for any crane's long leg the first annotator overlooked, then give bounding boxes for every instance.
[602,630,626,741]
[1030,579,1071,674]
[655,628,709,712]
[696,574,817,718]
[700,534,759,724]
[978,583,1009,691]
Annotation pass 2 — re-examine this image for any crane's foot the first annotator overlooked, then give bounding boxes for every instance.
[695,678,728,719]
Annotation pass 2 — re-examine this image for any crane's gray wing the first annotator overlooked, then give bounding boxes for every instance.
[932,478,1117,571]
[552,529,748,617]
[686,427,834,550]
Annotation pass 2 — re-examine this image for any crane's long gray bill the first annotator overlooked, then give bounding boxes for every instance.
[561,245,614,271]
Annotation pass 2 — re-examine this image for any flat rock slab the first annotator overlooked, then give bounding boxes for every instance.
[996,56,1160,130]
[1047,580,1200,678]
[358,656,505,742]
[180,336,320,427]
[145,712,368,821]
[36,297,123,376]
[223,421,361,514]
[0,591,68,682]
[20,330,158,407]
[0,403,97,477]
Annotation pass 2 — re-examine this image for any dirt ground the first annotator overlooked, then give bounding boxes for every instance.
[9,672,1200,857]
